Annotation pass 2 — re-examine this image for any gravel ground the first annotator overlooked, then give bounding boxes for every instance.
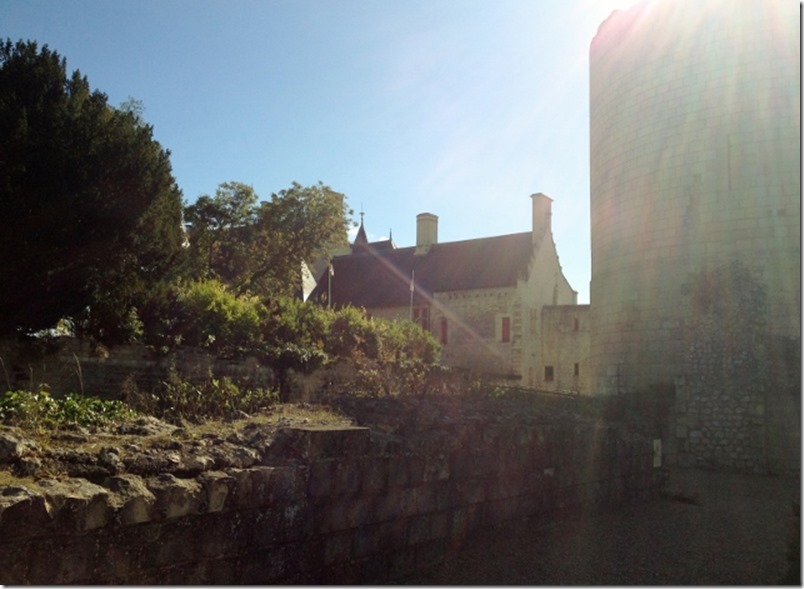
[403,467,800,585]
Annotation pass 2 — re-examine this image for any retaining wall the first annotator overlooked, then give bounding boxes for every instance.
[0,337,274,400]
[0,419,665,584]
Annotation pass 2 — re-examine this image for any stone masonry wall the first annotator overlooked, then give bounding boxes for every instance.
[671,261,801,474]
[540,305,591,394]
[0,337,275,400]
[0,420,664,584]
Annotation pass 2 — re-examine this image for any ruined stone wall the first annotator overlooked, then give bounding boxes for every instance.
[0,337,275,399]
[0,422,664,584]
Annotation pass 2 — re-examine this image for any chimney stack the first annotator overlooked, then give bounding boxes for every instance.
[415,212,438,255]
[531,193,552,245]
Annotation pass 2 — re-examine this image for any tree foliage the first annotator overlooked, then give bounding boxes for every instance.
[184,181,351,298]
[0,39,186,340]
[183,181,258,282]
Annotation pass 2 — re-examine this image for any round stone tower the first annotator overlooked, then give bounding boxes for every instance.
[588,0,800,395]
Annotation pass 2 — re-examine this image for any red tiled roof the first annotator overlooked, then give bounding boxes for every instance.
[310,232,534,308]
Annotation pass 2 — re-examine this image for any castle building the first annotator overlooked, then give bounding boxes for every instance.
[309,194,588,392]
[307,0,799,474]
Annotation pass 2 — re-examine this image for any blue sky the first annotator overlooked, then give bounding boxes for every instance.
[4,0,636,303]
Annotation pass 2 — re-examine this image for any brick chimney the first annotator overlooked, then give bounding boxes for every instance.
[415,212,438,255]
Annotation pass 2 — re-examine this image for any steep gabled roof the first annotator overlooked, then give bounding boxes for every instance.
[311,232,534,308]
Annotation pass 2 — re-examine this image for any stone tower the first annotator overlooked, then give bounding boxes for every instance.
[588,0,800,471]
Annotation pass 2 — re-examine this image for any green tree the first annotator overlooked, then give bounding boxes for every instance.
[184,181,351,298]
[0,39,186,340]
[245,182,351,297]
[183,181,258,281]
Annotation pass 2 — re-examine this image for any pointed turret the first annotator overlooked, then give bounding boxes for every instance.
[352,210,369,252]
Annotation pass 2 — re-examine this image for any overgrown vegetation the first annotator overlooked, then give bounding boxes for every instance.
[122,368,279,424]
[0,389,137,430]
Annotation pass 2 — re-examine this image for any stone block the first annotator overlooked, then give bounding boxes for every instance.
[195,511,252,558]
[281,537,325,580]
[349,553,391,584]
[449,504,482,538]
[428,509,450,540]
[449,477,488,505]
[0,430,37,464]
[353,523,381,558]
[161,559,210,585]
[422,453,450,482]
[414,538,448,570]
[269,426,370,462]
[323,530,353,565]
[93,529,147,581]
[332,459,362,495]
[484,497,520,527]
[226,466,275,508]
[574,461,603,485]
[146,473,202,520]
[412,484,438,514]
[388,546,417,581]
[315,495,372,533]
[486,471,525,500]
[380,454,407,487]
[308,459,337,497]
[361,456,389,493]
[370,487,414,523]
[28,534,97,584]
[239,546,289,584]
[250,507,285,547]
[142,518,197,568]
[403,455,425,484]
[268,464,309,504]
[36,477,112,532]
[198,471,234,513]
[0,537,33,584]
[0,485,52,537]
[407,513,432,544]
[103,474,155,525]
[281,501,314,542]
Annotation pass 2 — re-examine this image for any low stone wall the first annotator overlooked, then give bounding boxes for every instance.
[1,420,665,584]
[0,337,274,399]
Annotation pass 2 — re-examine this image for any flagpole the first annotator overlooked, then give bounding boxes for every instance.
[409,269,414,321]
[328,263,333,309]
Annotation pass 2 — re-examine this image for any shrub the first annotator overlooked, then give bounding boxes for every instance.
[130,366,279,424]
[263,295,333,349]
[172,279,265,354]
[323,305,380,360]
[319,307,443,397]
